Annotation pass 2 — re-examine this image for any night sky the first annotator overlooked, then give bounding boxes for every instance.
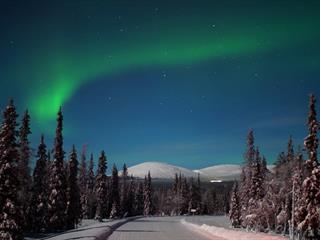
[1,0,320,169]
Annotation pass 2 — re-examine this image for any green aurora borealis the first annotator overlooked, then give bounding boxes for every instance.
[1,0,320,168]
[2,1,319,121]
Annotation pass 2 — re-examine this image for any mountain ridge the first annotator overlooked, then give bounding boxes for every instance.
[124,161,273,181]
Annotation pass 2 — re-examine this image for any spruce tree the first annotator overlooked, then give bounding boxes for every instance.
[48,107,67,231]
[245,129,255,165]
[274,151,286,177]
[239,129,255,225]
[292,164,303,237]
[188,178,197,214]
[30,135,48,233]
[17,110,32,225]
[109,164,120,218]
[134,181,144,215]
[79,147,88,219]
[95,151,108,221]
[229,182,241,227]
[126,176,135,217]
[120,163,128,217]
[180,176,189,214]
[249,147,264,201]
[0,99,23,240]
[66,145,80,229]
[87,154,96,219]
[143,171,152,216]
[173,173,178,195]
[298,94,320,239]
[245,147,266,230]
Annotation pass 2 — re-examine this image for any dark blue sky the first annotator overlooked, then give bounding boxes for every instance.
[1,0,320,169]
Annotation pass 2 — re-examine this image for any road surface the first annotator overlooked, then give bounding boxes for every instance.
[108,216,224,240]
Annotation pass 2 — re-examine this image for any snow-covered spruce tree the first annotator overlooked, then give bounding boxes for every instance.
[173,173,178,195]
[252,148,265,200]
[95,151,108,221]
[278,137,297,235]
[172,172,183,215]
[180,176,189,214]
[239,129,255,226]
[298,94,320,239]
[202,190,214,214]
[47,107,67,231]
[87,154,96,219]
[66,145,81,230]
[292,163,304,238]
[260,179,282,232]
[79,147,88,219]
[261,156,268,177]
[143,171,153,216]
[188,177,197,214]
[246,147,266,230]
[126,176,135,217]
[274,151,286,177]
[134,181,144,215]
[229,182,241,228]
[196,173,202,208]
[0,99,23,240]
[109,164,120,218]
[270,138,297,234]
[17,110,32,228]
[30,135,48,233]
[120,163,128,217]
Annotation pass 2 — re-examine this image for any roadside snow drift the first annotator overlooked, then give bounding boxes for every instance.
[26,218,138,240]
[181,219,288,240]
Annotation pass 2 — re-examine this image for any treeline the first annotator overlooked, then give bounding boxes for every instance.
[229,94,320,240]
[152,174,231,216]
[0,100,153,240]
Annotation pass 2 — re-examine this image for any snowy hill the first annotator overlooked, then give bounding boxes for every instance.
[125,161,275,181]
[194,164,242,181]
[126,162,197,179]
[194,164,275,181]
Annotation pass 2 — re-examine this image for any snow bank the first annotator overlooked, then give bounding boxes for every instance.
[181,219,288,240]
[25,217,139,240]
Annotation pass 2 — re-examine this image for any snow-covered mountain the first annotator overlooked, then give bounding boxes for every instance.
[194,164,242,181]
[126,162,197,179]
[194,164,275,181]
[126,161,274,181]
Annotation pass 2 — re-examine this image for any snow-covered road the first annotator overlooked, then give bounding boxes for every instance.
[108,216,223,240]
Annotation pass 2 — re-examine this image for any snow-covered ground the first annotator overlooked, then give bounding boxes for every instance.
[183,215,231,229]
[182,217,288,240]
[25,218,137,240]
